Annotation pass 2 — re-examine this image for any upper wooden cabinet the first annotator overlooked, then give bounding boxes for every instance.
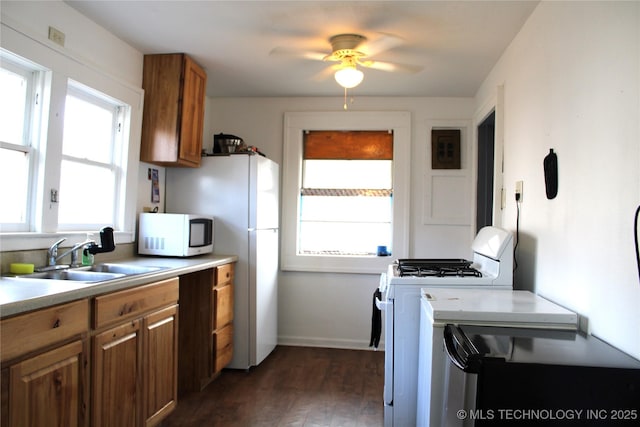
[140,53,207,167]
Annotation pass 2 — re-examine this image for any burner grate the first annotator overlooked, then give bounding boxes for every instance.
[395,258,482,278]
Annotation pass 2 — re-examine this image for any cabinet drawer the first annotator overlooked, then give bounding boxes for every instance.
[212,283,234,330]
[215,263,234,286]
[93,277,179,329]
[213,324,233,373]
[1,299,88,363]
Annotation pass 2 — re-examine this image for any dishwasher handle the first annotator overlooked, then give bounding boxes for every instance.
[444,324,480,373]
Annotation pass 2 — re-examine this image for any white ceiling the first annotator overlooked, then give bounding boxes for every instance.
[65,1,538,98]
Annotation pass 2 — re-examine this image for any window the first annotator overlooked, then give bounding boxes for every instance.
[0,36,143,251]
[0,53,44,231]
[282,112,410,273]
[299,131,393,256]
[58,82,126,229]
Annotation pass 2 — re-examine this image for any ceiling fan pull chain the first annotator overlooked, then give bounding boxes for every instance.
[343,88,357,110]
[343,87,348,110]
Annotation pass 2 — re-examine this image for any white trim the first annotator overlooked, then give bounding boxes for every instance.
[282,111,410,273]
[278,335,383,351]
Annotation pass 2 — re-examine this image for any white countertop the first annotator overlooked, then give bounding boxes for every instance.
[0,254,238,318]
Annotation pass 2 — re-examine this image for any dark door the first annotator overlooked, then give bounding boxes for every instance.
[476,112,495,233]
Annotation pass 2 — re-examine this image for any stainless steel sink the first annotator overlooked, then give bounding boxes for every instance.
[7,262,167,284]
[20,270,125,282]
[88,263,165,275]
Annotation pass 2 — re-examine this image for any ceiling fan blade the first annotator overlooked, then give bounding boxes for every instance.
[311,64,341,82]
[359,33,405,57]
[363,59,423,74]
[269,46,327,62]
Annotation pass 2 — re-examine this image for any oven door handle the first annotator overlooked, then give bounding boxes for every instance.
[376,272,389,311]
[375,297,390,311]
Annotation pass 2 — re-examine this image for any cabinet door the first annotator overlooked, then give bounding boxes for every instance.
[178,55,207,166]
[9,340,85,427]
[140,54,182,164]
[143,305,178,427]
[213,324,233,374]
[92,320,141,427]
[213,283,234,330]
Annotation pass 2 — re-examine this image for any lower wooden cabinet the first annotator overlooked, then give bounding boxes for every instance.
[0,268,239,423]
[0,299,89,427]
[91,277,179,427]
[178,263,235,395]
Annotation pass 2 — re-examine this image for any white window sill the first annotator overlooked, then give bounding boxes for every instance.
[0,231,134,252]
[281,253,396,274]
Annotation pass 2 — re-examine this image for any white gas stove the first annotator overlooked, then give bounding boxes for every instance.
[376,226,514,427]
[385,225,514,290]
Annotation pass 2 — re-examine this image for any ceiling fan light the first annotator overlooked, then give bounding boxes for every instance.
[334,67,364,88]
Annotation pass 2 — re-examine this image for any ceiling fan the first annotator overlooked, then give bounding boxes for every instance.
[271,33,422,90]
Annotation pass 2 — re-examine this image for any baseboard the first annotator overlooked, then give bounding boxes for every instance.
[277,335,385,351]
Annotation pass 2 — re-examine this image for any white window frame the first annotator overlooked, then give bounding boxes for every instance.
[282,111,411,273]
[57,81,127,231]
[0,24,143,252]
[0,51,46,232]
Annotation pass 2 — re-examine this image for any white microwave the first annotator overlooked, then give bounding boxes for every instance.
[138,213,214,257]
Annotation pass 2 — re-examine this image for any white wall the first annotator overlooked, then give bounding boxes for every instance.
[207,97,475,348]
[476,1,640,359]
[1,1,142,88]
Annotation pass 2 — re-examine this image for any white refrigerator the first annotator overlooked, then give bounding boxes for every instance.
[166,153,279,369]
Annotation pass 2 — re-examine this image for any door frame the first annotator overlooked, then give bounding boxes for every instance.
[472,85,505,236]
[476,111,495,233]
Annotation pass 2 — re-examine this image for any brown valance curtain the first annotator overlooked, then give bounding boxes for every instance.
[303,130,393,160]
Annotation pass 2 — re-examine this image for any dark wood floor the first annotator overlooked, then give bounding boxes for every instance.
[161,346,385,427]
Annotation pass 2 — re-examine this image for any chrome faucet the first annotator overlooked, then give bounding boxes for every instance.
[39,227,115,272]
[55,240,97,267]
[47,238,67,267]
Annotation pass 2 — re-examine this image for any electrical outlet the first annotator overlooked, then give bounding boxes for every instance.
[48,26,65,47]
[515,180,523,202]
